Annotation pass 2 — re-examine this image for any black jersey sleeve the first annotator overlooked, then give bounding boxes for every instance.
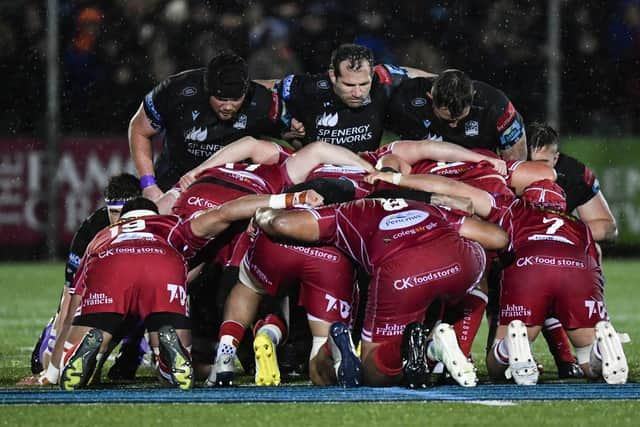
[142,77,173,131]
[374,64,410,90]
[276,73,307,129]
[555,154,599,212]
[64,207,110,286]
[384,78,430,139]
[481,84,525,150]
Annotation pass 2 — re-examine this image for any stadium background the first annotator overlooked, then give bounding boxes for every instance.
[1,0,639,259]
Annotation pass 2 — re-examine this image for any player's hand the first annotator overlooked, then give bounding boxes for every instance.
[487,158,507,176]
[16,371,55,386]
[282,118,306,140]
[179,170,198,191]
[142,185,164,201]
[294,189,324,207]
[291,118,305,136]
[364,170,393,184]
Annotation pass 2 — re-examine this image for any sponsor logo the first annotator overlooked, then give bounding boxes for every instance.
[393,264,461,290]
[185,126,207,142]
[423,119,431,128]
[317,124,373,146]
[496,102,517,131]
[324,294,352,319]
[111,232,156,244]
[526,234,575,245]
[501,303,532,318]
[98,246,166,258]
[391,222,438,240]
[68,252,81,268]
[384,64,407,76]
[465,120,479,136]
[181,86,197,97]
[286,245,340,262]
[422,131,443,141]
[585,299,606,319]
[233,113,247,130]
[412,97,427,107]
[515,255,585,269]
[499,118,524,148]
[316,112,339,127]
[191,110,200,121]
[592,177,600,193]
[144,92,163,129]
[379,210,429,230]
[316,80,330,90]
[187,196,216,209]
[282,74,294,99]
[167,284,187,306]
[83,292,113,307]
[375,323,404,337]
[250,263,273,287]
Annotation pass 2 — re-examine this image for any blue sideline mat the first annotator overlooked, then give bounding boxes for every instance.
[1,384,639,404]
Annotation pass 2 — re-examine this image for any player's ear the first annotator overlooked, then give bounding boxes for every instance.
[329,68,336,85]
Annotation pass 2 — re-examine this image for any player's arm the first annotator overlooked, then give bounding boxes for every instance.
[365,171,494,218]
[509,161,557,195]
[128,103,162,200]
[190,190,323,239]
[254,79,279,90]
[499,132,527,161]
[458,216,508,251]
[254,208,321,243]
[284,141,375,184]
[576,192,618,242]
[179,137,283,189]
[390,140,507,175]
[401,66,438,79]
[375,153,413,174]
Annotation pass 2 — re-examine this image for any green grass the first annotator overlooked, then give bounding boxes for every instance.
[1,261,639,426]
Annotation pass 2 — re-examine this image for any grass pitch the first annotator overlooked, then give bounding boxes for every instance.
[0,260,638,425]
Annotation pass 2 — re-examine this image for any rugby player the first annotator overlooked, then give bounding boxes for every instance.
[58,190,323,390]
[128,50,283,200]
[277,43,433,152]
[486,180,628,385]
[527,122,618,378]
[254,192,508,387]
[22,173,143,386]
[386,69,527,161]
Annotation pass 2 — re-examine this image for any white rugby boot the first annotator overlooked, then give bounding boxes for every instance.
[592,321,628,385]
[504,320,538,385]
[427,323,477,387]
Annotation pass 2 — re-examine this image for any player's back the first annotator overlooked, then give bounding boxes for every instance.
[86,214,205,261]
[328,198,464,272]
[500,199,597,258]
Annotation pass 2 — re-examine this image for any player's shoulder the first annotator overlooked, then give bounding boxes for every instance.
[472,80,511,107]
[158,68,206,97]
[389,77,433,110]
[280,72,331,101]
[81,207,111,233]
[556,152,586,172]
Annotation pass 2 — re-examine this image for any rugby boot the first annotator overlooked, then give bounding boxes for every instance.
[31,318,55,374]
[504,320,538,385]
[401,322,430,388]
[59,328,103,390]
[328,322,363,387]
[592,321,628,384]
[107,336,146,381]
[557,361,584,379]
[428,323,477,387]
[253,332,281,386]
[158,326,193,390]
[205,351,235,387]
